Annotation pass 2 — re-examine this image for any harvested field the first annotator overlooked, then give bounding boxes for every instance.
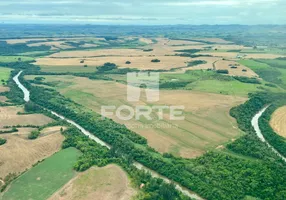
[40,75,245,158]
[49,165,137,200]
[270,106,286,138]
[0,127,65,179]
[4,37,105,45]
[139,38,153,44]
[4,38,48,44]
[80,43,98,48]
[0,86,9,93]
[37,56,193,71]
[0,96,8,103]
[214,60,258,77]
[195,38,233,44]
[182,56,221,71]
[0,106,53,128]
[28,41,74,49]
[47,49,156,58]
[167,39,204,46]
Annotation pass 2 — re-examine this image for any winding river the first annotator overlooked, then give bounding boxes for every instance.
[251,107,286,162]
[13,71,203,200]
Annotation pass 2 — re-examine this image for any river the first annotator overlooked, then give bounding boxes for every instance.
[13,71,203,200]
[251,106,286,162]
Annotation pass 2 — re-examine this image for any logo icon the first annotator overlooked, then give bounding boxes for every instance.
[127,72,159,102]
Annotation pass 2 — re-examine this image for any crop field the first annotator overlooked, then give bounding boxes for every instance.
[38,56,194,71]
[194,38,233,44]
[214,60,258,77]
[1,148,81,200]
[270,106,286,138]
[49,165,137,200]
[0,106,53,128]
[28,41,74,50]
[0,127,65,179]
[35,75,246,158]
[33,37,272,79]
[3,38,49,44]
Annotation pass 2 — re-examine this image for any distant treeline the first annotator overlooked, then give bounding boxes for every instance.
[0,41,51,55]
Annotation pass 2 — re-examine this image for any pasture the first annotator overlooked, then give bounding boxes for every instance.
[0,68,12,82]
[1,148,81,200]
[0,56,34,63]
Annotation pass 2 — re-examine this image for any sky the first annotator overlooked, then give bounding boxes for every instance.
[0,0,285,25]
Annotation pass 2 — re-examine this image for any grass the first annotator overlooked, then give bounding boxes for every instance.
[240,48,286,55]
[0,56,34,63]
[1,148,81,200]
[239,59,286,89]
[238,60,269,70]
[0,67,12,82]
[186,79,259,96]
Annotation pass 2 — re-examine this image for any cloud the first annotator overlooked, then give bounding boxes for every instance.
[0,0,284,24]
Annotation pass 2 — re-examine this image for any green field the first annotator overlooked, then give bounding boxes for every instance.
[239,59,271,70]
[186,79,259,96]
[1,148,81,200]
[239,59,286,88]
[108,70,284,97]
[240,48,286,55]
[0,67,12,82]
[0,56,34,63]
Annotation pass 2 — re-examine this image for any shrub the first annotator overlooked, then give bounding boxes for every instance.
[0,138,7,145]
[125,61,131,64]
[151,59,160,63]
[233,76,261,84]
[216,69,229,74]
[143,49,153,52]
[96,62,117,72]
